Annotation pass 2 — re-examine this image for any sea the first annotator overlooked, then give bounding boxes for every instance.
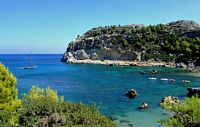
[0,54,200,127]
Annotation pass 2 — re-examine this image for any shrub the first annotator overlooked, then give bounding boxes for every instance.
[0,64,22,126]
[19,86,116,127]
[159,96,200,127]
[0,64,116,127]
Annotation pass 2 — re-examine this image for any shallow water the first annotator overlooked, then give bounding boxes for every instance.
[1,54,200,127]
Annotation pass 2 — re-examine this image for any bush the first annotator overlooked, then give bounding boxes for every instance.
[0,64,22,126]
[159,96,200,127]
[0,64,116,127]
[19,86,116,127]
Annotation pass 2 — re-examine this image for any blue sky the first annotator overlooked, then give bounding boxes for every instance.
[0,0,200,54]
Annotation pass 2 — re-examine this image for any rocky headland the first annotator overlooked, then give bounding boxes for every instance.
[61,20,200,71]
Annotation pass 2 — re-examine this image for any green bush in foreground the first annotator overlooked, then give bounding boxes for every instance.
[0,64,22,126]
[19,86,116,127]
[0,64,116,127]
[159,96,200,127]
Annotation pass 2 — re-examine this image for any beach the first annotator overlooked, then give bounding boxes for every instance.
[66,59,176,68]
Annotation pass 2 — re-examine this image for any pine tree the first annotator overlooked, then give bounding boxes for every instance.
[0,64,22,126]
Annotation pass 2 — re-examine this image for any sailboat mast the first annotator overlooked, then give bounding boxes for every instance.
[30,51,32,66]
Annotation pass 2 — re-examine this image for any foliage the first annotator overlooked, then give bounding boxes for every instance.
[144,54,177,62]
[19,86,116,127]
[0,64,116,127]
[159,96,200,127]
[83,23,200,64]
[0,64,22,126]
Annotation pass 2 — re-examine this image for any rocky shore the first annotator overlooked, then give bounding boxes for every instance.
[63,56,175,67]
[61,20,200,72]
[61,51,200,72]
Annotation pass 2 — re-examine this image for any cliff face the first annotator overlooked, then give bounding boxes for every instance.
[61,20,200,67]
[61,24,144,62]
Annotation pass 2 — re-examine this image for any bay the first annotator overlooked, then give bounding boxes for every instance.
[0,54,199,127]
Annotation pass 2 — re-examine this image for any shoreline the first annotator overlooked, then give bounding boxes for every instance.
[65,59,176,68]
[64,59,200,73]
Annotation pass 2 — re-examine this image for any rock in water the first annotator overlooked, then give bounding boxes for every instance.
[61,52,76,63]
[160,96,179,107]
[139,102,148,109]
[187,87,200,97]
[126,89,137,98]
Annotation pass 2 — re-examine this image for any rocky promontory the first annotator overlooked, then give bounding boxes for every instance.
[61,20,200,71]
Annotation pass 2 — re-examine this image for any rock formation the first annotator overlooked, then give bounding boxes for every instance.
[187,87,200,97]
[160,96,180,107]
[125,89,137,98]
[61,20,200,71]
[139,102,148,109]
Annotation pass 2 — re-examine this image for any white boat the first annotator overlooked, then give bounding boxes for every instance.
[169,79,176,82]
[149,77,157,80]
[160,78,169,81]
[20,52,37,69]
[20,65,37,69]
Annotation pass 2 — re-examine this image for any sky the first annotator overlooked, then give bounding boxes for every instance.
[0,0,200,54]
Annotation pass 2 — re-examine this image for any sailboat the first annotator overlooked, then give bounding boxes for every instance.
[20,52,37,69]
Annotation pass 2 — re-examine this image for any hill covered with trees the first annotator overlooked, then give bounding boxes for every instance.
[62,20,200,71]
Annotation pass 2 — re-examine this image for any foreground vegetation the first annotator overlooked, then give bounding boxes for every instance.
[0,64,116,127]
[159,96,200,127]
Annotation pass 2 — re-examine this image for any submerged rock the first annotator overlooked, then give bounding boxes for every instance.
[187,87,200,97]
[140,71,145,75]
[109,116,118,121]
[119,120,130,123]
[128,123,134,127]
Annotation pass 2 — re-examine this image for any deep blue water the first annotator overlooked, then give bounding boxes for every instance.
[0,54,200,127]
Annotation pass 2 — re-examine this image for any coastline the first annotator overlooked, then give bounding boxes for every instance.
[63,58,200,72]
[65,59,176,68]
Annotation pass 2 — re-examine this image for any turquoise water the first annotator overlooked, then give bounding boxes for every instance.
[1,54,200,127]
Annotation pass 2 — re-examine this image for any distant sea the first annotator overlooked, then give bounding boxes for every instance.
[0,54,200,127]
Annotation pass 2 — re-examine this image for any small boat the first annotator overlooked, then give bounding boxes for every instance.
[151,70,159,74]
[182,80,191,83]
[149,77,157,80]
[20,65,37,69]
[169,79,176,82]
[160,78,169,81]
[20,52,37,70]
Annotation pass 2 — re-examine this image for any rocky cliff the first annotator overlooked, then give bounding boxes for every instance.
[61,20,200,68]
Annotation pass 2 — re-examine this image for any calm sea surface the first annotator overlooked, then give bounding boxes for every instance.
[0,54,200,127]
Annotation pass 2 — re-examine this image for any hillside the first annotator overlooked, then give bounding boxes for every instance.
[61,20,200,70]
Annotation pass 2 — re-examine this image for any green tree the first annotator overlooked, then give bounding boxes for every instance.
[123,39,129,47]
[0,64,116,127]
[159,96,200,127]
[0,64,22,126]
[19,86,116,127]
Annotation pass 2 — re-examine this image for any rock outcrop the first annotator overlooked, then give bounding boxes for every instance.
[160,96,180,107]
[187,87,200,97]
[61,20,200,71]
[125,89,137,98]
[139,102,148,109]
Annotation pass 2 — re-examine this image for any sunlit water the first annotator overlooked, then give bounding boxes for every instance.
[0,54,200,127]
